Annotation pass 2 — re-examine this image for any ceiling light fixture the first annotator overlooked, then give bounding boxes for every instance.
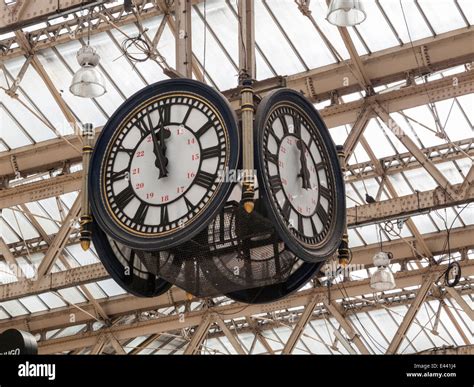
[327,0,367,27]
[370,251,396,291]
[70,8,106,98]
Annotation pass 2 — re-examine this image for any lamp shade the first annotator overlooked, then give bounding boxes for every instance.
[370,267,396,291]
[70,65,106,98]
[70,45,106,98]
[327,0,366,27]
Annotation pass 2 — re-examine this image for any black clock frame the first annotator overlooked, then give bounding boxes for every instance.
[91,222,172,297]
[254,88,346,263]
[89,79,240,250]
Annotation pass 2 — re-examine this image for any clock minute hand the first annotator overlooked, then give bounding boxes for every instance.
[150,125,168,178]
[297,139,311,190]
[159,124,171,155]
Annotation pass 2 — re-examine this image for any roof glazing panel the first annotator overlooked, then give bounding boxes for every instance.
[0,0,472,355]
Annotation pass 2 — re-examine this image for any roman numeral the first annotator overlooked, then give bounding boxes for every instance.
[280,116,289,135]
[319,185,331,200]
[201,145,221,160]
[265,150,279,165]
[269,175,283,193]
[294,116,302,137]
[194,170,216,187]
[182,106,192,125]
[282,199,291,219]
[158,104,171,126]
[133,202,149,225]
[297,214,304,233]
[268,126,281,144]
[314,162,325,172]
[160,205,169,225]
[118,145,134,156]
[310,217,318,236]
[316,205,328,226]
[114,185,135,208]
[146,106,157,134]
[195,121,213,138]
[184,196,194,212]
[135,116,150,137]
[111,169,128,182]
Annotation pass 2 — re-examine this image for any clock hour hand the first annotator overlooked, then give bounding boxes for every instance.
[150,124,168,178]
[297,139,311,189]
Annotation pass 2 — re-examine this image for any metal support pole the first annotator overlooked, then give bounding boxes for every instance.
[183,313,213,354]
[214,315,246,354]
[238,0,256,80]
[175,0,192,78]
[240,84,255,213]
[238,0,256,213]
[282,294,322,354]
[386,272,437,354]
[445,286,474,321]
[80,123,94,251]
[323,299,370,354]
[336,145,349,267]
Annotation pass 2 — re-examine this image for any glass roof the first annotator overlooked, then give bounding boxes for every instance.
[0,0,473,354]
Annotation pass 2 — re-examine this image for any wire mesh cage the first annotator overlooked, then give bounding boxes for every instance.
[136,200,305,297]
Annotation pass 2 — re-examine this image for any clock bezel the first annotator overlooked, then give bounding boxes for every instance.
[91,222,172,298]
[254,88,346,263]
[89,79,240,250]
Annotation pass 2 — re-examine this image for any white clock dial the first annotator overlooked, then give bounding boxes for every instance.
[103,94,227,236]
[277,135,320,217]
[262,104,335,247]
[129,127,200,206]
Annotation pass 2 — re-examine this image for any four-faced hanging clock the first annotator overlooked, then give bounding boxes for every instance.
[88,78,344,302]
[254,88,345,263]
[90,79,240,250]
[91,222,172,297]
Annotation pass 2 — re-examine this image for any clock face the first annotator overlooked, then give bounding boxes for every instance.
[264,106,334,244]
[90,79,239,250]
[255,89,345,262]
[104,96,226,234]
